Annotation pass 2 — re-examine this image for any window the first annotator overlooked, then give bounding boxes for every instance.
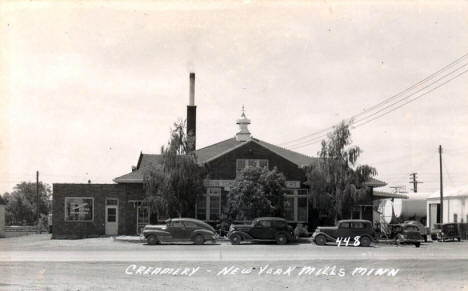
[298,197,307,221]
[209,196,220,221]
[65,197,94,222]
[170,221,185,228]
[340,222,350,229]
[236,159,269,174]
[196,195,206,220]
[258,220,271,227]
[196,187,221,221]
[351,222,365,229]
[405,226,419,232]
[284,197,294,221]
[107,208,117,222]
[272,220,287,228]
[184,221,198,228]
[106,199,118,206]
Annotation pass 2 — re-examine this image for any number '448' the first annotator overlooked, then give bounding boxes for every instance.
[336,236,361,247]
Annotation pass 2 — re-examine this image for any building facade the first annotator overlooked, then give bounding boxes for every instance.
[51,73,386,238]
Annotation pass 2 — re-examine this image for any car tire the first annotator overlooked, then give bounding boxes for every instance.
[230,234,241,245]
[415,242,421,248]
[360,236,371,247]
[193,234,205,245]
[147,235,159,245]
[276,233,288,245]
[314,234,326,246]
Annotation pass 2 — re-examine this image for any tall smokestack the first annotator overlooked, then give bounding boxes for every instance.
[187,72,196,152]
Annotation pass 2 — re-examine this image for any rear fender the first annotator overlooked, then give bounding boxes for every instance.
[144,230,171,239]
[191,229,215,240]
[228,231,253,241]
[314,231,336,242]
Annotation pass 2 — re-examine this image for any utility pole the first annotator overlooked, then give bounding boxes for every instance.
[36,171,40,233]
[390,185,407,194]
[409,172,423,193]
[439,145,443,223]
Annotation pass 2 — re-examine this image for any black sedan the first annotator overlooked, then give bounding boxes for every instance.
[142,218,218,245]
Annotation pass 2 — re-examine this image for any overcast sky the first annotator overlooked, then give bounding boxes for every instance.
[1,0,467,195]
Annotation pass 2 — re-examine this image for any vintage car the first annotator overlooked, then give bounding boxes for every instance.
[227,217,296,245]
[141,218,218,245]
[395,224,424,247]
[430,223,442,240]
[403,220,428,242]
[312,219,375,247]
[437,223,462,242]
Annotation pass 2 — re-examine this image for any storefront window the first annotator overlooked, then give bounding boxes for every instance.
[209,196,220,221]
[284,196,294,221]
[65,197,94,221]
[196,195,206,220]
[298,197,308,221]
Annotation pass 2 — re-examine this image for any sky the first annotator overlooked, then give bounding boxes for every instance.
[1,0,467,195]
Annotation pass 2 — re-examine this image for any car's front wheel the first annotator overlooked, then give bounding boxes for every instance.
[314,234,326,246]
[276,233,288,245]
[193,234,205,245]
[147,235,159,245]
[230,234,241,245]
[360,236,371,247]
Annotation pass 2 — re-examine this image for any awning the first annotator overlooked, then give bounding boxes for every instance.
[373,191,409,199]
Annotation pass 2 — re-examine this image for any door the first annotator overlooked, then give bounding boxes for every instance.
[105,205,118,235]
[137,205,150,234]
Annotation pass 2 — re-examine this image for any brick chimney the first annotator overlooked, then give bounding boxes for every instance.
[187,72,196,152]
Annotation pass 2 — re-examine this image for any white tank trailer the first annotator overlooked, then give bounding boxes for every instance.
[380,195,428,224]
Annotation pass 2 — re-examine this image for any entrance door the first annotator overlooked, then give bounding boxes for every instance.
[137,205,150,234]
[105,199,118,235]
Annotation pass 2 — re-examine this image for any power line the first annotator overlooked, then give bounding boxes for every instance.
[352,68,468,128]
[278,53,468,147]
[288,66,468,149]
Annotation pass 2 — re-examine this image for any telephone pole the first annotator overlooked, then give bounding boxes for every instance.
[36,171,40,233]
[439,145,444,223]
[409,172,423,192]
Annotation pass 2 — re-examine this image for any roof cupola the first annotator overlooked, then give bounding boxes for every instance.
[235,106,251,142]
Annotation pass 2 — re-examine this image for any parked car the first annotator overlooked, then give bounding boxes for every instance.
[431,223,442,240]
[312,219,375,247]
[227,217,296,245]
[142,218,218,245]
[403,220,428,242]
[437,223,462,242]
[395,224,424,247]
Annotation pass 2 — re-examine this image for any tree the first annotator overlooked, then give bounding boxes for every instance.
[306,120,377,222]
[3,182,51,225]
[143,119,206,218]
[225,166,286,222]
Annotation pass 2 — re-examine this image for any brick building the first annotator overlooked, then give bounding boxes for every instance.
[52,73,386,238]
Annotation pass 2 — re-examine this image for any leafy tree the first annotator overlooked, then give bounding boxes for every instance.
[143,119,206,218]
[3,182,51,225]
[306,120,377,222]
[226,166,286,222]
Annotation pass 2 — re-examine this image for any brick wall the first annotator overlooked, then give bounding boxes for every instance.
[205,141,306,182]
[52,183,144,238]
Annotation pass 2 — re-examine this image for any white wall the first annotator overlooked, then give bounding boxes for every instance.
[426,196,468,227]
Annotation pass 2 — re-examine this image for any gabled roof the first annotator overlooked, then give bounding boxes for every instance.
[114,137,385,188]
[114,137,317,183]
[195,137,317,167]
